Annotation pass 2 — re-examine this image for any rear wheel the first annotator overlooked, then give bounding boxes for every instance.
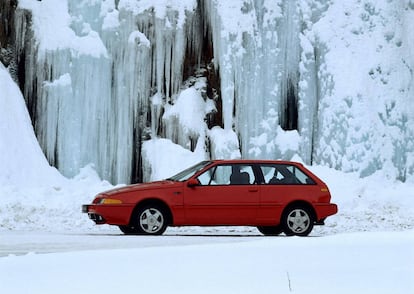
[257,225,283,236]
[281,206,314,236]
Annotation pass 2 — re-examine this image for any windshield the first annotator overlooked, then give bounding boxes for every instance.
[167,161,212,182]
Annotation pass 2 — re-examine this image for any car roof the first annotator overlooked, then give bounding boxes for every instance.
[210,159,304,166]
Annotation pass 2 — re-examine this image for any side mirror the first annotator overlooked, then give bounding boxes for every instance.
[187,178,199,187]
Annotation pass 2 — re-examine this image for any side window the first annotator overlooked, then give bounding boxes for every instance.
[196,164,255,185]
[229,165,254,185]
[196,165,232,185]
[211,165,232,185]
[261,166,277,183]
[287,165,315,184]
[197,167,214,185]
[265,165,290,184]
[264,164,315,185]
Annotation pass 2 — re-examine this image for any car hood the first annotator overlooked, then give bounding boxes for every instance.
[100,180,180,196]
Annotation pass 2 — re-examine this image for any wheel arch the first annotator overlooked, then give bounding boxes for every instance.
[281,200,316,223]
[130,198,173,226]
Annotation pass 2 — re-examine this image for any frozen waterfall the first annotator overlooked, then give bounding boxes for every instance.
[1,0,413,183]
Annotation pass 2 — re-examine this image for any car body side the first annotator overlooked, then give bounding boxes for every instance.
[83,160,337,231]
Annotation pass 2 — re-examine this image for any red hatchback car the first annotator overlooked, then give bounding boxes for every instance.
[82,160,337,236]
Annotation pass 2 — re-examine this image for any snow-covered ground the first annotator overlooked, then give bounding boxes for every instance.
[0,230,413,293]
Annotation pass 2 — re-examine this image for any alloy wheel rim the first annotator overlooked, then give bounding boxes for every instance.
[140,208,164,233]
[287,209,310,233]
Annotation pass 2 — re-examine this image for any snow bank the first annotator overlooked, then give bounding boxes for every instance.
[308,164,414,234]
[0,164,114,232]
[0,65,112,230]
[0,63,62,187]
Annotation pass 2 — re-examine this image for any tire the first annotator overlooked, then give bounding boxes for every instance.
[132,204,168,235]
[281,205,314,236]
[118,225,138,235]
[257,225,283,236]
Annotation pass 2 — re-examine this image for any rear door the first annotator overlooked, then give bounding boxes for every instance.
[183,164,259,225]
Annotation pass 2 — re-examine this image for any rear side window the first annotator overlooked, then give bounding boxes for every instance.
[260,164,315,185]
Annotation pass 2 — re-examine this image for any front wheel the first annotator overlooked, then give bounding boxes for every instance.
[281,206,314,236]
[118,225,138,235]
[257,225,283,236]
[132,205,168,235]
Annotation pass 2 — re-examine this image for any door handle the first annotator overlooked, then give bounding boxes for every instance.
[248,188,259,192]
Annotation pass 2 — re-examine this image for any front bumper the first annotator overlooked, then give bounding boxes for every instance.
[82,205,106,224]
[82,203,134,225]
[88,213,107,224]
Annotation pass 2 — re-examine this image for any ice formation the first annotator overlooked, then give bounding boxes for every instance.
[1,0,413,183]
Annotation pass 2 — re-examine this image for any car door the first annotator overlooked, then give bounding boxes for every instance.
[183,164,259,225]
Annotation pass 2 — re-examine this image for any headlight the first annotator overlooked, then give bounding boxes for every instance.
[98,198,123,205]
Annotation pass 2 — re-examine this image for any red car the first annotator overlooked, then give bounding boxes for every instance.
[82,160,338,236]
